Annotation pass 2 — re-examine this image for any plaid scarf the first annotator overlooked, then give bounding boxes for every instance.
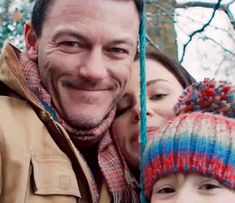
[19,53,139,203]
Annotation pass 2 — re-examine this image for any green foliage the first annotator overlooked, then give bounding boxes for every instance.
[0,0,33,50]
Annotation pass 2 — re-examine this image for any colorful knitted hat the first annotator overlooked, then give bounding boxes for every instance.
[175,78,235,117]
[143,78,235,200]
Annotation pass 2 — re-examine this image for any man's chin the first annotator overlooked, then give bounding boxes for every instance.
[65,113,105,130]
[61,102,115,129]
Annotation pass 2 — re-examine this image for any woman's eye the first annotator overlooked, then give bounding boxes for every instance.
[199,183,220,190]
[116,101,132,117]
[157,187,175,194]
[116,95,133,117]
[150,93,168,101]
[116,106,131,117]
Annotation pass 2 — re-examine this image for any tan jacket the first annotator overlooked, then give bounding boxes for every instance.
[0,42,111,203]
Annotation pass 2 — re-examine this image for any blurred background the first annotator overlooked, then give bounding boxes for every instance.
[1,0,235,81]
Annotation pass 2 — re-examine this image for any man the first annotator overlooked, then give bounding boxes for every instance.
[0,0,143,202]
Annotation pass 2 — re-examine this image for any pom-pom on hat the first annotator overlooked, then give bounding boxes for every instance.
[143,78,235,200]
[175,78,235,117]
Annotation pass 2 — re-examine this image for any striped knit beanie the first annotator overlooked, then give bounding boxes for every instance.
[143,78,235,200]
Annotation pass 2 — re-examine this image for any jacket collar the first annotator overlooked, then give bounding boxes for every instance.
[0,42,43,110]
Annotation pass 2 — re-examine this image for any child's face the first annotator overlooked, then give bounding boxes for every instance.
[151,173,235,203]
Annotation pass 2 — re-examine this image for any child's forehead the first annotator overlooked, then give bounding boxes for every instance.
[155,173,217,186]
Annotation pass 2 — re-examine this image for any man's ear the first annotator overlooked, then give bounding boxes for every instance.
[24,22,38,61]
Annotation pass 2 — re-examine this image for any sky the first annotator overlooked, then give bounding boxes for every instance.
[176,0,235,82]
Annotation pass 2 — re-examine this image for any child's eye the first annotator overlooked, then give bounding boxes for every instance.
[150,93,168,101]
[157,186,175,194]
[199,183,220,190]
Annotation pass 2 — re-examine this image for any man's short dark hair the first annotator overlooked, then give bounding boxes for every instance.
[31,0,144,37]
[31,0,54,37]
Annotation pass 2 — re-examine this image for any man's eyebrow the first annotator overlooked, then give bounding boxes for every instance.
[146,79,169,86]
[53,30,90,42]
[53,31,134,47]
[109,39,135,47]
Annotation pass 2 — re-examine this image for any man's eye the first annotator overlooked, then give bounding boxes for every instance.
[199,183,220,190]
[60,41,80,47]
[58,41,86,53]
[150,93,167,101]
[110,47,128,54]
[157,187,175,194]
[58,41,85,52]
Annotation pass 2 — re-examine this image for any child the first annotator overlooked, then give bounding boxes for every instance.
[143,78,235,203]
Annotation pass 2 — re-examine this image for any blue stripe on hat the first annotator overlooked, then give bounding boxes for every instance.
[144,134,235,169]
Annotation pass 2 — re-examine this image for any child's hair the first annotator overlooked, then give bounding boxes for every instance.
[143,78,235,200]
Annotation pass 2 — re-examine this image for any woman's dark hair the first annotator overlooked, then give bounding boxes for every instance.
[31,0,144,37]
[135,50,196,88]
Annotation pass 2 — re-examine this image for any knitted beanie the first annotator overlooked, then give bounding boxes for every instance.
[175,78,235,117]
[143,78,235,199]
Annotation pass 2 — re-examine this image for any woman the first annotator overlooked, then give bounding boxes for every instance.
[112,50,196,176]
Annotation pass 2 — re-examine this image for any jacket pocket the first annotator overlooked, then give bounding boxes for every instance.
[31,154,81,198]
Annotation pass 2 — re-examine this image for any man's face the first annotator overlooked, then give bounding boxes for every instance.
[26,0,139,129]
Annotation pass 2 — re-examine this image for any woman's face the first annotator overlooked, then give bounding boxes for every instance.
[151,173,235,203]
[112,59,183,169]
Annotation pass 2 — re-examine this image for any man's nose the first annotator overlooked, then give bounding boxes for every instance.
[131,103,154,123]
[79,48,108,81]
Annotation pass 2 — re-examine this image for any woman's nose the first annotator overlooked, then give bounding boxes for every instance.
[131,103,153,123]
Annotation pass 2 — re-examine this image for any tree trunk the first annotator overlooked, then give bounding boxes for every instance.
[145,0,178,60]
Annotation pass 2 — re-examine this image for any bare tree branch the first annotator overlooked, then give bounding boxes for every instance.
[221,4,235,29]
[146,33,160,51]
[176,11,235,41]
[179,0,222,63]
[200,36,235,56]
[176,1,235,29]
[176,1,228,9]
